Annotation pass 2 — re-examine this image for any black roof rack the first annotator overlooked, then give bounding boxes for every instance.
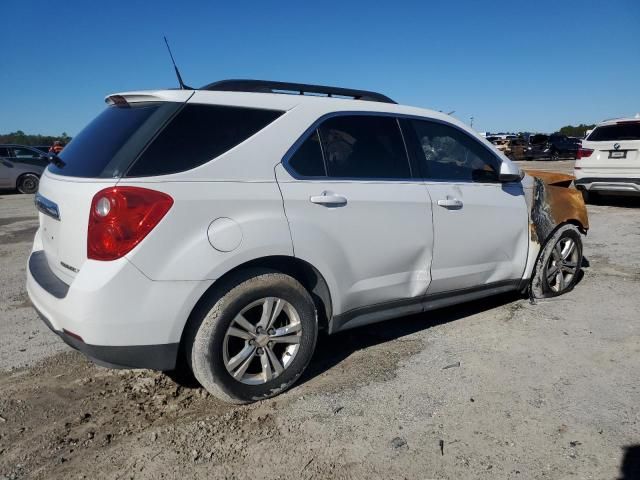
[200,79,396,104]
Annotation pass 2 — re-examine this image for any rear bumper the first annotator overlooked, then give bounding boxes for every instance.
[575,177,640,195]
[34,303,179,370]
[26,247,212,371]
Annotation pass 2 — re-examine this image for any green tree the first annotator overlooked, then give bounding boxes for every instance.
[557,124,596,138]
[0,131,72,146]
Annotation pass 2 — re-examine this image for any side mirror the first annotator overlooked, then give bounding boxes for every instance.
[498,160,524,182]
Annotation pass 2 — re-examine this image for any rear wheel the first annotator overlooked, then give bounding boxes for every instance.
[531,225,583,298]
[550,150,560,161]
[186,270,318,404]
[16,174,39,194]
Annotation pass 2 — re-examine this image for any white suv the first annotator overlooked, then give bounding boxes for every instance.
[26,80,589,403]
[575,116,640,200]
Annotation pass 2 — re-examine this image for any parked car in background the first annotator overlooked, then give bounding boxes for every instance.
[525,134,579,161]
[33,146,52,153]
[547,134,580,160]
[574,116,640,201]
[26,79,589,404]
[504,138,529,161]
[490,138,510,153]
[0,144,48,193]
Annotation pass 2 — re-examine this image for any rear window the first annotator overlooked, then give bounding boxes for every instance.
[127,104,283,177]
[318,115,411,179]
[587,122,640,142]
[49,102,283,178]
[49,102,180,178]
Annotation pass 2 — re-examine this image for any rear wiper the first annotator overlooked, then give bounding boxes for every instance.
[45,152,66,168]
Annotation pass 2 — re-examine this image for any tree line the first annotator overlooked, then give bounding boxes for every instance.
[556,124,596,137]
[0,130,72,146]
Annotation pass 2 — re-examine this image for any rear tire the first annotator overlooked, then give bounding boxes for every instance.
[16,174,39,194]
[186,269,318,404]
[531,224,583,298]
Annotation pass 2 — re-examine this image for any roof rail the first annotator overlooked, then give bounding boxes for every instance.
[200,79,396,104]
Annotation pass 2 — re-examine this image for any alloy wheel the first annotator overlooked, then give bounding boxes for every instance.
[222,297,302,385]
[545,237,579,293]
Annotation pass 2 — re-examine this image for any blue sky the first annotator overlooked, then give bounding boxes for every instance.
[2,0,639,136]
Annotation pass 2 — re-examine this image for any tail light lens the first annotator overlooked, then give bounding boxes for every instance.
[576,148,593,160]
[88,187,173,261]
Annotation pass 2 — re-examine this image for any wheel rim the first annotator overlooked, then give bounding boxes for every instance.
[222,297,302,385]
[545,237,579,293]
[19,175,38,194]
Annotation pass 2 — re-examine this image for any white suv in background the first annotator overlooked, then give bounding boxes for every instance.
[575,116,640,200]
[26,80,589,404]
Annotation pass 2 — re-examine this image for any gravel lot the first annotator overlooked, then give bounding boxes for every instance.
[1,161,639,479]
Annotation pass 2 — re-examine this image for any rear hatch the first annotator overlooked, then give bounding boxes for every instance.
[579,120,640,176]
[36,92,190,283]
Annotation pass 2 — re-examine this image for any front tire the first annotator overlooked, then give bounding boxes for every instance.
[16,173,39,194]
[186,270,318,404]
[531,225,583,298]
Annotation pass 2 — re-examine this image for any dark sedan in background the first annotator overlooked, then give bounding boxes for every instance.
[527,134,580,160]
[0,144,49,193]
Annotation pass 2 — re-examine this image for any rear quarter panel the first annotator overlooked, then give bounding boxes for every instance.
[121,180,293,281]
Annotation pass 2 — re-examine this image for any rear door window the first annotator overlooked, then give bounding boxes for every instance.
[11,147,42,158]
[49,102,180,178]
[318,115,411,179]
[11,147,48,167]
[587,122,640,141]
[127,104,283,177]
[288,130,326,177]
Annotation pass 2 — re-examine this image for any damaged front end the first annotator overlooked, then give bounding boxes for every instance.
[524,170,589,244]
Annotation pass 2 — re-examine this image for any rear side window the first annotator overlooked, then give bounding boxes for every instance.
[288,130,326,177]
[318,115,411,179]
[408,119,500,182]
[49,103,180,178]
[127,104,283,177]
[0,147,10,157]
[587,122,640,141]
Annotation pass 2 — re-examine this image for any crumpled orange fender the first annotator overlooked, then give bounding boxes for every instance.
[525,170,589,244]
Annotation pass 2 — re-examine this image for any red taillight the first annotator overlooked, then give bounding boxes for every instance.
[576,148,593,160]
[88,187,173,261]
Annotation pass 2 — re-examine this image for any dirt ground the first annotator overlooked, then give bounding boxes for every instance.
[1,161,639,479]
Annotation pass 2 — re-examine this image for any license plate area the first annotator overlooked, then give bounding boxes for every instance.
[609,150,627,159]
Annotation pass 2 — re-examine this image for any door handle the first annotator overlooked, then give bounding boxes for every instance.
[437,198,463,209]
[310,191,348,207]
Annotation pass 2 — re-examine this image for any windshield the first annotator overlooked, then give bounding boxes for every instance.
[48,102,181,178]
[587,122,640,142]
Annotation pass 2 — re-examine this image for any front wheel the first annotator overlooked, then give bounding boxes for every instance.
[531,225,583,298]
[186,270,318,404]
[17,173,39,194]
